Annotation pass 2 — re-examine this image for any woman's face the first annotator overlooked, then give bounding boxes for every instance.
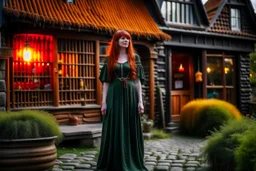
[118,36,130,48]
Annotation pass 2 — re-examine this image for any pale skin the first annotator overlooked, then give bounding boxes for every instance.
[101,36,144,115]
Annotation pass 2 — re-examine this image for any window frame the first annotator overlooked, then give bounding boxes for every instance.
[160,0,196,25]
[205,52,236,105]
[230,8,241,31]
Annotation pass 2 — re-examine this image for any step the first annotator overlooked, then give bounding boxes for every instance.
[59,123,102,148]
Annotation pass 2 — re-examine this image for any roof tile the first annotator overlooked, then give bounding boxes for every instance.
[4,0,171,40]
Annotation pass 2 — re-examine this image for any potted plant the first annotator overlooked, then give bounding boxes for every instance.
[0,110,63,171]
[141,114,154,133]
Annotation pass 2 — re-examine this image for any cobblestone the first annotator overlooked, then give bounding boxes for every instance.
[52,134,209,171]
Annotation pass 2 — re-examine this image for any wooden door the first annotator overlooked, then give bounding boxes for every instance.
[171,52,194,121]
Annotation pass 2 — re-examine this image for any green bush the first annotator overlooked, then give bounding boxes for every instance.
[179,99,241,137]
[0,110,63,144]
[202,119,255,171]
[235,128,256,171]
[193,106,233,136]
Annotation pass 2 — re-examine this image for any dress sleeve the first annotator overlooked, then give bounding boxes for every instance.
[99,57,109,83]
[135,54,146,85]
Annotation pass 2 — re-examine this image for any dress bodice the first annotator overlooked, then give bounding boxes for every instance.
[113,61,130,79]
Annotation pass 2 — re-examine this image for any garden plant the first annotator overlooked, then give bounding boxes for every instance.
[179,99,242,137]
[202,118,256,171]
[0,110,62,144]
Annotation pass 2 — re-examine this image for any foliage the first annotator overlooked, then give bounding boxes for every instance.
[141,114,154,133]
[193,106,233,136]
[151,128,172,140]
[179,99,241,137]
[235,127,256,171]
[57,146,99,157]
[0,110,63,144]
[250,44,256,85]
[201,119,256,171]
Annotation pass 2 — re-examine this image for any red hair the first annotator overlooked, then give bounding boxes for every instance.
[107,30,136,81]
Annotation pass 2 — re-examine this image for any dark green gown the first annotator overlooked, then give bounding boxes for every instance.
[96,55,148,171]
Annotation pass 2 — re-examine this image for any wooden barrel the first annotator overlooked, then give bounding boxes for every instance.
[0,136,57,171]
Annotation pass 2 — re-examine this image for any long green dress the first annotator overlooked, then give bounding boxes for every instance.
[96,55,148,171]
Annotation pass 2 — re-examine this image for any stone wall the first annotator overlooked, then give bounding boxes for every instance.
[0,59,6,111]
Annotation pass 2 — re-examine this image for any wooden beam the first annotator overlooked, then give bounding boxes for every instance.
[6,58,10,111]
[95,40,101,105]
[202,50,207,98]
[53,37,59,106]
[149,51,157,120]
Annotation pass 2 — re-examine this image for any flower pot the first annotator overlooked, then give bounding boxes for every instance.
[143,123,153,133]
[0,136,57,171]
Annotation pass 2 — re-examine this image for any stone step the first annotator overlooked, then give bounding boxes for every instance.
[59,123,102,148]
[165,122,179,133]
[167,121,179,127]
[164,126,179,133]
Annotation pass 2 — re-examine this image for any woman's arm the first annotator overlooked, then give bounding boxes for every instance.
[135,79,144,114]
[101,82,109,115]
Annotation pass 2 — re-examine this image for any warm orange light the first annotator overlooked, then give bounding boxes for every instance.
[207,67,211,73]
[195,71,203,82]
[224,67,230,74]
[178,64,184,72]
[23,47,32,62]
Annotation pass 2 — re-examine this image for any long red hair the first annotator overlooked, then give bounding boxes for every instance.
[107,30,136,81]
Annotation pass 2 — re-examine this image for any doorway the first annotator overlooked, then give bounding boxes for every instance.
[171,52,194,121]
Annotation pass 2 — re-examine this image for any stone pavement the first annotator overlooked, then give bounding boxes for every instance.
[51,134,209,171]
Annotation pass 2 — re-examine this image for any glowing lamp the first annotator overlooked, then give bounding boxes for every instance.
[207,67,211,73]
[224,67,230,74]
[195,71,203,82]
[23,38,33,62]
[178,64,184,72]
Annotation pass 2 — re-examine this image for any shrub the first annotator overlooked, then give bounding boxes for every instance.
[0,110,63,144]
[193,106,233,136]
[235,127,256,171]
[179,99,242,137]
[201,119,255,171]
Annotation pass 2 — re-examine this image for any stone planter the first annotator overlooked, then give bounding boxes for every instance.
[0,136,57,171]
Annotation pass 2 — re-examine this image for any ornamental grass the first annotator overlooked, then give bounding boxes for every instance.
[0,110,62,144]
[179,99,242,137]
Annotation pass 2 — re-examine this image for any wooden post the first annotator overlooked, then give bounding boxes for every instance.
[202,50,207,98]
[53,37,59,106]
[95,40,101,105]
[6,58,10,110]
[149,51,158,120]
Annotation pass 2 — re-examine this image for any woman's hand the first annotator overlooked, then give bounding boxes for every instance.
[138,102,144,114]
[101,102,107,115]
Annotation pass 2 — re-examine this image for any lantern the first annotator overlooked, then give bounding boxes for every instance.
[23,38,33,62]
[195,71,202,83]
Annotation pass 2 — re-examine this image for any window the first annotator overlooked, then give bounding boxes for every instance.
[12,34,54,108]
[57,39,96,105]
[206,52,236,104]
[231,8,241,31]
[67,0,74,3]
[161,0,197,25]
[63,0,74,4]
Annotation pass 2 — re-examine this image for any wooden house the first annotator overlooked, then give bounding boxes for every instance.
[155,0,256,124]
[0,0,170,124]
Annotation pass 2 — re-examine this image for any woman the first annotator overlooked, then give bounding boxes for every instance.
[96,30,148,171]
